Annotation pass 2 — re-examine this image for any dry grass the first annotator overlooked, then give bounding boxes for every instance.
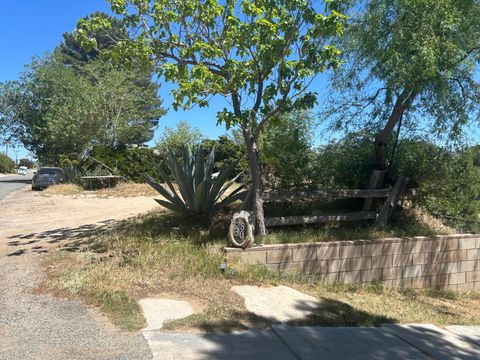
[41,209,479,333]
[92,182,157,198]
[43,183,84,195]
[43,182,157,198]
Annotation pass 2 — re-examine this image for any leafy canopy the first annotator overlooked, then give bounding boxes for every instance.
[0,56,165,164]
[77,0,346,132]
[326,0,480,138]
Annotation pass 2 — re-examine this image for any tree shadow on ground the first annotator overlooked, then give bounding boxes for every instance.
[191,299,479,359]
[5,219,126,257]
[186,298,397,334]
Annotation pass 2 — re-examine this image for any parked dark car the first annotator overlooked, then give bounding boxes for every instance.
[32,167,66,190]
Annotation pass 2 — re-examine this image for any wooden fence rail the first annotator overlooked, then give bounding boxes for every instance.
[262,188,391,202]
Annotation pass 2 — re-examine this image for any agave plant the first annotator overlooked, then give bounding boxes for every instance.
[145,145,247,220]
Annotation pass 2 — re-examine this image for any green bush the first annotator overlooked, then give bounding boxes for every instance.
[391,141,480,223]
[18,158,35,168]
[261,111,316,189]
[314,131,374,189]
[0,153,15,173]
[86,145,160,183]
[202,135,248,176]
[314,131,480,230]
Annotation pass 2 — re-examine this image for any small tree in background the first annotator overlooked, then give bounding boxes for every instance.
[77,0,346,236]
[155,120,204,155]
[18,158,35,168]
[261,110,315,189]
[0,154,15,173]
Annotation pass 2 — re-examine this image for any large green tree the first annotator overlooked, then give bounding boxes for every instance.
[0,56,165,164]
[77,0,346,235]
[326,0,480,170]
[56,12,128,66]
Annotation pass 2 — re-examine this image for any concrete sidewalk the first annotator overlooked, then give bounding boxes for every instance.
[144,324,480,360]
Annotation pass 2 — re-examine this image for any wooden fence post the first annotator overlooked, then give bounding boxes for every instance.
[375,175,409,227]
[363,170,385,211]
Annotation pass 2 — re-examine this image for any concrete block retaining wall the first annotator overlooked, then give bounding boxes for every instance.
[225,234,480,291]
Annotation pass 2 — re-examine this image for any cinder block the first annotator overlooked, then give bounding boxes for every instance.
[449,272,466,285]
[267,263,280,272]
[412,253,432,265]
[267,249,293,264]
[430,251,450,263]
[457,282,474,291]
[460,260,475,273]
[475,282,480,291]
[339,245,362,259]
[316,245,340,260]
[402,240,424,254]
[403,264,426,278]
[383,241,403,255]
[338,270,363,283]
[372,255,393,269]
[382,267,402,280]
[442,238,459,251]
[393,254,413,267]
[411,276,431,289]
[298,260,328,275]
[422,240,436,253]
[430,274,449,287]
[361,268,382,282]
[393,278,412,289]
[426,262,459,275]
[467,249,480,260]
[362,244,383,257]
[447,284,458,291]
[350,257,372,270]
[292,247,317,262]
[476,237,480,248]
[466,271,480,283]
[238,251,267,264]
[459,237,477,250]
[428,239,459,252]
[328,259,351,272]
[320,272,340,283]
[386,278,412,289]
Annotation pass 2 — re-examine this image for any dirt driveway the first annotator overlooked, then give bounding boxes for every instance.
[0,186,158,257]
[0,185,159,360]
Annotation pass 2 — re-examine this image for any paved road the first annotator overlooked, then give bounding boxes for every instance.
[0,172,33,201]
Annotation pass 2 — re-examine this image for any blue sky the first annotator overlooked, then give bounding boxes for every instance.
[0,0,332,161]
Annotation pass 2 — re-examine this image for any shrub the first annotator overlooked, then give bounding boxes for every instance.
[261,110,316,189]
[86,145,160,183]
[314,131,480,230]
[314,131,374,189]
[202,135,248,176]
[0,153,15,173]
[18,158,35,168]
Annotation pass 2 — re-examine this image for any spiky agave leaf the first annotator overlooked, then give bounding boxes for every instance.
[146,145,245,221]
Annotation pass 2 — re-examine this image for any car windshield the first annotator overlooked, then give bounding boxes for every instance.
[38,168,63,175]
[19,166,27,170]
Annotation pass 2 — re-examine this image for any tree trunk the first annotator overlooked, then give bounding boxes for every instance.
[242,127,267,237]
[373,89,416,170]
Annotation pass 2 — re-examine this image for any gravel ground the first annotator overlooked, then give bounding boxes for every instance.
[0,188,153,360]
[0,255,152,360]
